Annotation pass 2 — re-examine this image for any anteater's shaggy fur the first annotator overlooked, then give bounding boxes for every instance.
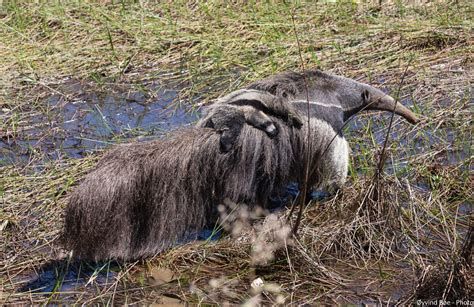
[62,113,313,261]
[62,70,419,262]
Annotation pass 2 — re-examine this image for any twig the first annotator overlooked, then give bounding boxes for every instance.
[376,58,413,176]
[289,10,312,236]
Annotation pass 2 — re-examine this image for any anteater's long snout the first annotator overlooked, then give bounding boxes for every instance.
[373,94,420,124]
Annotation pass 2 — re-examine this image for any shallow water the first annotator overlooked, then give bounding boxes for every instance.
[20,260,118,294]
[0,81,200,165]
[17,259,128,305]
[2,83,470,172]
[7,82,471,302]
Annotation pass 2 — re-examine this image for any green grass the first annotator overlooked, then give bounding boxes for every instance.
[1,1,472,305]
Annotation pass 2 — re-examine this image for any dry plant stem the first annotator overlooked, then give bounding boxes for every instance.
[459,224,472,266]
[289,10,312,236]
[371,59,413,204]
[1,2,471,304]
[376,59,413,176]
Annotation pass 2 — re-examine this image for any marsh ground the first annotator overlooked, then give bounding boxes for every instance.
[0,1,472,305]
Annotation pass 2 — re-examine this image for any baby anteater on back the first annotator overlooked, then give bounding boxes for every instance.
[61,92,301,261]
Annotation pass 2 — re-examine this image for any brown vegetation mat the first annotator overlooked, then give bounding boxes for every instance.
[1,1,472,305]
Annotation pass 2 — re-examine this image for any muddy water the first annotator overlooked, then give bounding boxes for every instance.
[19,260,118,294]
[0,82,200,165]
[6,82,201,297]
[7,83,471,302]
[1,84,470,171]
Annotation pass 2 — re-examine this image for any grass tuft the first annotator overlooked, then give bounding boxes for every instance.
[1,1,472,304]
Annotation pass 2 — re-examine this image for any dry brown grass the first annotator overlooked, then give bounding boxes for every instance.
[1,1,472,305]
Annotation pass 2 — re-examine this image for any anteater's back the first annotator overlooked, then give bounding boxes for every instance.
[62,120,301,261]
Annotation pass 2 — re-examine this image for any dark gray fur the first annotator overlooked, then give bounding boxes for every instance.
[245,69,412,127]
[62,94,311,261]
[62,71,417,261]
[292,101,344,136]
[205,70,419,195]
[245,72,347,137]
[200,89,350,193]
[200,90,303,152]
[246,70,368,118]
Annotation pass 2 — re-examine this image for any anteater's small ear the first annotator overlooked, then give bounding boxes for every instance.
[201,117,215,129]
[362,89,371,102]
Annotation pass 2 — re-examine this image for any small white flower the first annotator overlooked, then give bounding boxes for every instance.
[250,277,264,289]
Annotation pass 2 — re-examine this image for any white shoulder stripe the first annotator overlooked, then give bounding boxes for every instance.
[293,100,343,109]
